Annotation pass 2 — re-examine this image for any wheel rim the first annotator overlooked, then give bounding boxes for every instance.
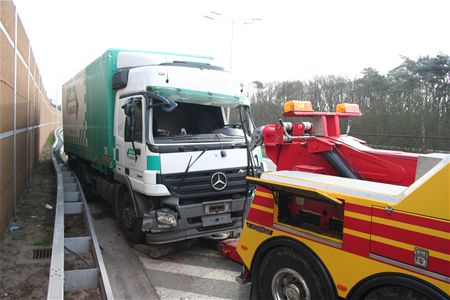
[122,205,136,231]
[271,268,311,300]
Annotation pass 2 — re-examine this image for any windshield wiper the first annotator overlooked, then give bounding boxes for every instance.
[176,149,207,193]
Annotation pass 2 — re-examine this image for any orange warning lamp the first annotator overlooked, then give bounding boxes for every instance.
[284,100,314,113]
[336,103,361,114]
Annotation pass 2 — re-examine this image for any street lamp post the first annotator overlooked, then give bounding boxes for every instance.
[204,11,262,71]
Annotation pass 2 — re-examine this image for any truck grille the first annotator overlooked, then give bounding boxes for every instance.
[158,168,249,204]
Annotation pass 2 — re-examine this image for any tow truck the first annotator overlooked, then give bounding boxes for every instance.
[232,101,449,299]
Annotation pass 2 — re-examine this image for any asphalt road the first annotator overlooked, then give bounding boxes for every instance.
[139,243,250,299]
[89,201,250,300]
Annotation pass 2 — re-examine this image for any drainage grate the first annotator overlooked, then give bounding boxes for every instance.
[32,248,52,259]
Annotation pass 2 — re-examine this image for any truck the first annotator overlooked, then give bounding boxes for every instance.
[62,49,263,244]
[235,101,449,299]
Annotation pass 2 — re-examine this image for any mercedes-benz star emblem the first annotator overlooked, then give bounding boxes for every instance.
[211,172,227,191]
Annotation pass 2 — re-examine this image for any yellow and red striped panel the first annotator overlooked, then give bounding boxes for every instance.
[342,202,450,278]
[342,203,372,256]
[246,187,274,228]
[370,207,449,277]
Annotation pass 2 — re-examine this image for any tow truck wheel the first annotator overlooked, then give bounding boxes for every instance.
[363,285,434,300]
[119,192,144,243]
[350,275,447,300]
[259,247,333,300]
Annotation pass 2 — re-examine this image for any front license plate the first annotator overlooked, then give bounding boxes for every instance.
[201,213,231,227]
[204,202,230,214]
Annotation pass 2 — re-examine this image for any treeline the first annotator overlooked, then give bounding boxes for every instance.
[249,54,450,151]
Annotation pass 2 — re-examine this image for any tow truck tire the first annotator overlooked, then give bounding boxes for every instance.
[258,247,334,300]
[362,285,436,300]
[119,192,144,243]
[350,275,447,300]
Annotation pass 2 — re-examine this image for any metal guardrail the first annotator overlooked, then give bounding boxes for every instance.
[47,128,114,299]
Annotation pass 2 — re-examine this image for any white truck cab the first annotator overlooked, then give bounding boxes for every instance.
[63,50,263,244]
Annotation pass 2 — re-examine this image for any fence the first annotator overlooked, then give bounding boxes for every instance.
[0,0,58,236]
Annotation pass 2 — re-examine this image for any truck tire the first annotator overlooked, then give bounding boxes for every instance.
[258,247,334,300]
[119,192,144,243]
[80,177,95,202]
[75,164,95,202]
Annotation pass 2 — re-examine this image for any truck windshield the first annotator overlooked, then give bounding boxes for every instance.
[150,102,250,144]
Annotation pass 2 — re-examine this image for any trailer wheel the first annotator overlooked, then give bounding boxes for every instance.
[119,192,144,243]
[258,247,334,300]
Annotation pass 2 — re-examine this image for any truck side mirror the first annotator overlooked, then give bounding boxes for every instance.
[122,99,135,142]
[122,100,133,116]
[112,70,129,90]
[124,115,133,142]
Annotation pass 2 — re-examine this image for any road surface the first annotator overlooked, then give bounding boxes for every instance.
[89,201,250,300]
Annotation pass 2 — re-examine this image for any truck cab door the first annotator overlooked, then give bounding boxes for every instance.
[115,95,146,190]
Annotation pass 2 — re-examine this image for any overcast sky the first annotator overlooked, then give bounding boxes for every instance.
[13,0,450,103]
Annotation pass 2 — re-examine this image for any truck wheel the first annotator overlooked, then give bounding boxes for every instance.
[258,247,334,300]
[119,192,144,243]
[81,179,95,202]
[75,164,95,202]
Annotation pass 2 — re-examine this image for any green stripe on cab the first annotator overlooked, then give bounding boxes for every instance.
[147,86,245,108]
[147,156,161,171]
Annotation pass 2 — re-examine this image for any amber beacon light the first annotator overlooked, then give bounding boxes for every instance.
[336,103,361,114]
[284,100,314,113]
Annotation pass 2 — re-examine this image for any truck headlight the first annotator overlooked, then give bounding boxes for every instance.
[156,209,178,228]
